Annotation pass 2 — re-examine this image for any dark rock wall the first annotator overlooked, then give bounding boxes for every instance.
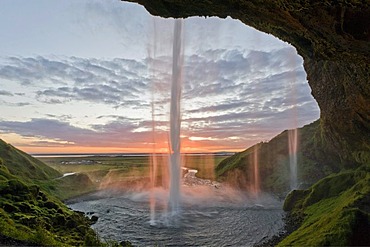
[123,0,370,166]
[305,58,370,166]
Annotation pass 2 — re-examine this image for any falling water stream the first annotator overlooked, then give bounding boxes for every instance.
[148,18,185,224]
[253,145,260,197]
[168,19,184,215]
[288,129,298,190]
[67,18,286,246]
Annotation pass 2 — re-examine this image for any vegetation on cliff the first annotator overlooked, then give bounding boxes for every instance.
[216,119,370,245]
[0,139,61,182]
[0,139,96,200]
[281,164,370,246]
[216,120,341,194]
[0,139,102,246]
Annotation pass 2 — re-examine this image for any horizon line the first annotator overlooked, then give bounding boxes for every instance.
[30,151,237,156]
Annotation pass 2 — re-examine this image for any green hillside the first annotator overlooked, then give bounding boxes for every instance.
[0,139,96,200]
[215,120,370,245]
[280,164,370,246]
[0,139,101,246]
[0,139,61,181]
[216,120,341,194]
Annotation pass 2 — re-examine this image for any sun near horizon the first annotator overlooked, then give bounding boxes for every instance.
[4,133,246,155]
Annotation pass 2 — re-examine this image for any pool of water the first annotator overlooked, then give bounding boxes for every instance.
[68,188,284,246]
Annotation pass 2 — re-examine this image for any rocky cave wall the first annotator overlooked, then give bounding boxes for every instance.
[123,0,370,167]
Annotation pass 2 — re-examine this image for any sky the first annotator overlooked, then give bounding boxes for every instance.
[0,0,320,154]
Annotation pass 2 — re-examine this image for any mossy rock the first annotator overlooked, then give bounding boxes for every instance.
[302,171,357,207]
[0,176,102,246]
[0,139,105,246]
[15,202,33,213]
[43,200,59,210]
[90,215,99,224]
[52,214,67,226]
[1,202,19,213]
[280,165,370,246]
[283,189,310,211]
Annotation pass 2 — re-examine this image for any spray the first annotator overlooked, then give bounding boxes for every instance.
[253,145,260,197]
[168,19,184,215]
[288,129,298,190]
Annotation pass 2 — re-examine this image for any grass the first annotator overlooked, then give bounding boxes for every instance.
[39,154,229,187]
[0,139,61,182]
[280,165,370,246]
[215,120,342,194]
[0,139,99,200]
[182,154,229,179]
[0,175,99,246]
[0,139,114,246]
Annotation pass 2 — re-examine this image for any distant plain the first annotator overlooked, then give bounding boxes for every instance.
[38,154,231,187]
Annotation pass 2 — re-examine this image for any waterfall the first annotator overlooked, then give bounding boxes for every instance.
[149,101,158,224]
[253,145,260,196]
[168,19,184,215]
[288,129,298,190]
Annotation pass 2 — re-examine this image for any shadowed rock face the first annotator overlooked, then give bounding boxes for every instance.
[123,0,370,167]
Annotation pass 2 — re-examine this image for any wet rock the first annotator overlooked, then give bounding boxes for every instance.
[254,212,303,247]
[120,240,134,247]
[90,215,99,224]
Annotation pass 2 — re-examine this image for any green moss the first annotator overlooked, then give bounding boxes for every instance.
[215,120,341,194]
[302,171,356,207]
[215,149,250,178]
[279,165,370,246]
[37,173,96,201]
[353,150,370,165]
[0,139,61,182]
[0,139,106,246]
[283,189,310,211]
[0,175,96,245]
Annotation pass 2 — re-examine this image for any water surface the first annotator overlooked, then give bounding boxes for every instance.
[68,190,284,246]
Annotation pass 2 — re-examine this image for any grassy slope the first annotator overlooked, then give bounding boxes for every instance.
[216,120,340,194]
[0,139,96,200]
[281,165,370,246]
[0,139,61,181]
[215,120,370,245]
[0,139,101,246]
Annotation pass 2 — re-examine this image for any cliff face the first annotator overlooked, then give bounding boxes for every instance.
[123,0,370,167]
[216,120,341,195]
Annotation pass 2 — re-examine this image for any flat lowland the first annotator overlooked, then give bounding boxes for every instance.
[38,154,230,191]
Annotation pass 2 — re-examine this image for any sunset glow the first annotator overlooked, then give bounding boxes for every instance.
[0,0,320,154]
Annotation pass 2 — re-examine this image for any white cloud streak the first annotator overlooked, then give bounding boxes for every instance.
[0,46,319,151]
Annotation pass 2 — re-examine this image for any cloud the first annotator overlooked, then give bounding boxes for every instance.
[0,90,13,96]
[186,101,249,114]
[0,46,319,151]
[0,118,92,141]
[0,118,168,149]
[0,56,150,108]
[0,99,31,107]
